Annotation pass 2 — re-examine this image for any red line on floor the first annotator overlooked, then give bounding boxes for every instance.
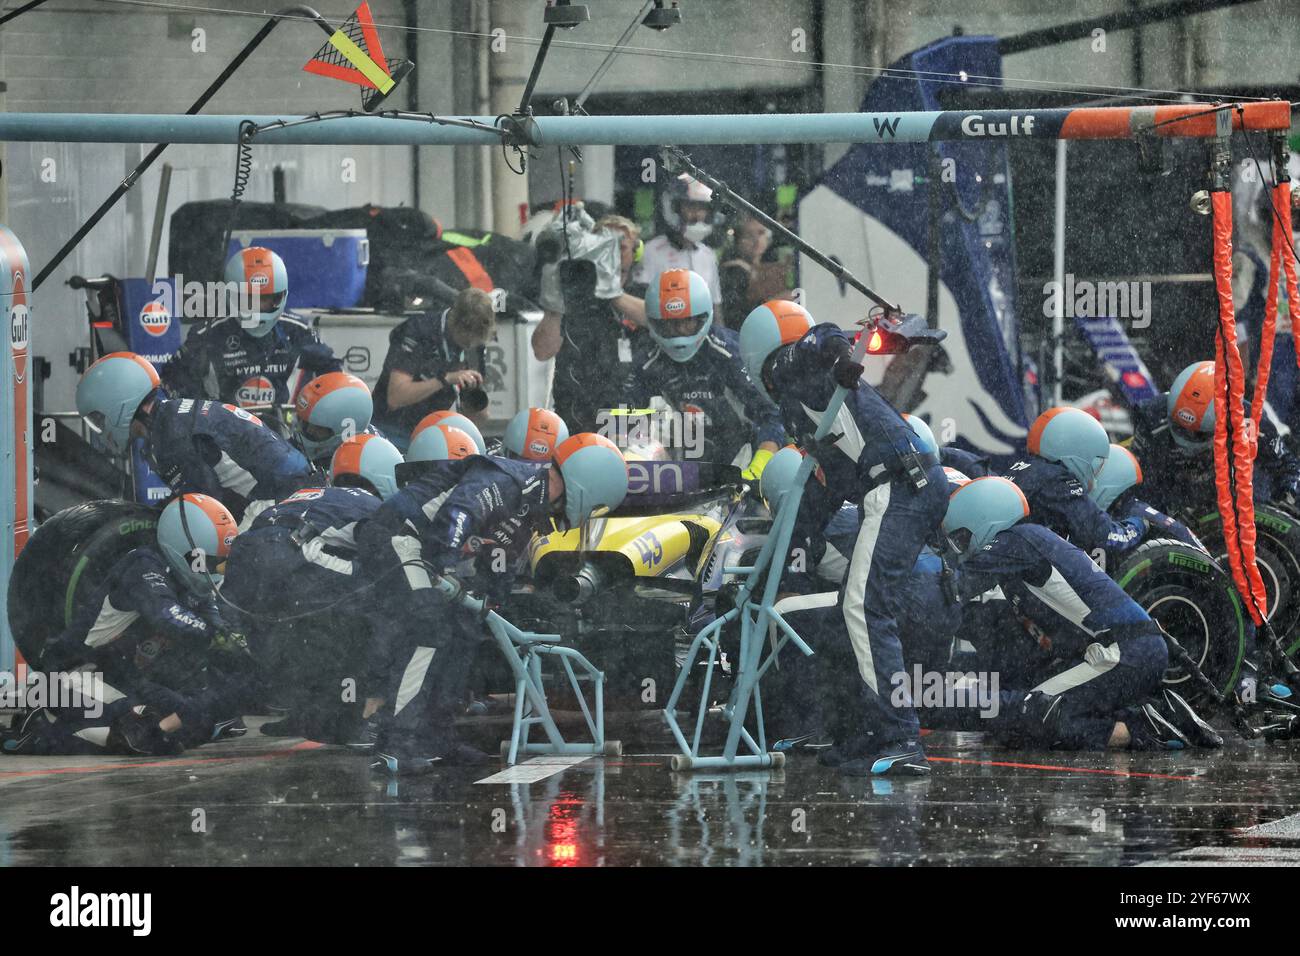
[927,755,1199,781]
[0,741,324,779]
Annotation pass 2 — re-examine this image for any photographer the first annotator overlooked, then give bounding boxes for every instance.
[371,286,497,448]
[532,212,649,433]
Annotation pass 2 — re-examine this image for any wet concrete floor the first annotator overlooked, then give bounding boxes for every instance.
[0,718,1296,866]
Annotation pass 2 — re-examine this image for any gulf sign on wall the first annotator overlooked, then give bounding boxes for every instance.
[0,227,33,673]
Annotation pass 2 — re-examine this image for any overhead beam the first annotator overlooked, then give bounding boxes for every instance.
[0,102,1290,147]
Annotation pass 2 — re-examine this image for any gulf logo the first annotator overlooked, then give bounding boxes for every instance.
[222,403,265,426]
[663,296,687,315]
[236,376,276,409]
[140,301,171,337]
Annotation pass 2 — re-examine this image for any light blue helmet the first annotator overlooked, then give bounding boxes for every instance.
[225,246,288,338]
[332,433,404,500]
[1027,406,1110,490]
[409,410,486,458]
[738,299,815,388]
[554,433,629,529]
[759,445,808,513]
[293,372,374,463]
[645,268,714,362]
[1167,360,1215,450]
[405,423,477,463]
[942,476,1030,560]
[503,407,569,461]
[1091,443,1143,511]
[157,493,239,596]
[902,413,938,454]
[75,351,161,452]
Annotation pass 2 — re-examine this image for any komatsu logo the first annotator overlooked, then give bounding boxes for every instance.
[960,114,1036,137]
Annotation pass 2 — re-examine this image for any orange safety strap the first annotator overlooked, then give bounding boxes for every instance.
[444,246,494,293]
[1211,189,1268,625]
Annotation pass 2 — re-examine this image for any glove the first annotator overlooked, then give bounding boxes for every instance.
[740,447,774,481]
[820,334,864,388]
[833,357,865,390]
[1123,515,1149,539]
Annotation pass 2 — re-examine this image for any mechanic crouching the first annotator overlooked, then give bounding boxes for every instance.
[355,433,630,775]
[219,432,405,744]
[942,477,1221,751]
[5,495,253,756]
[76,352,316,526]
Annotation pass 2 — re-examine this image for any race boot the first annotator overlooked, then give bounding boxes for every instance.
[1015,690,1065,748]
[1,709,57,756]
[109,707,185,756]
[210,717,248,741]
[838,742,931,777]
[1150,689,1223,749]
[259,713,308,738]
[1124,703,1188,751]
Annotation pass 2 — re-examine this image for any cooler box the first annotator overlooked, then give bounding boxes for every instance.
[228,229,369,310]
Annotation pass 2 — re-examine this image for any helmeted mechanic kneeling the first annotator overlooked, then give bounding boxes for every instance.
[738,299,948,776]
[221,441,401,744]
[1005,406,1149,561]
[355,432,629,775]
[290,371,380,472]
[943,477,1220,750]
[77,352,316,526]
[1130,360,1300,513]
[7,495,251,756]
[634,268,783,475]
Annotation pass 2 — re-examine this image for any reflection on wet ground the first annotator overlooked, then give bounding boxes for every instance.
[0,726,1296,866]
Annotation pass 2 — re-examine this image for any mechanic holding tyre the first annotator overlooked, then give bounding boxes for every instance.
[942,477,1222,751]
[7,495,253,757]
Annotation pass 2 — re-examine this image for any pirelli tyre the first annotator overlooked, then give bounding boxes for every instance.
[8,499,158,665]
[1113,538,1247,702]
[1194,503,1300,654]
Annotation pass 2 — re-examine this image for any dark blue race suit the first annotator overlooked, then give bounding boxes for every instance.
[630,326,785,466]
[162,313,340,415]
[769,323,948,752]
[142,398,315,523]
[1004,455,1147,558]
[354,456,553,751]
[220,486,383,741]
[37,549,251,752]
[958,523,1169,749]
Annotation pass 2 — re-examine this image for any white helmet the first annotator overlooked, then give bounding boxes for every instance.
[661,173,718,244]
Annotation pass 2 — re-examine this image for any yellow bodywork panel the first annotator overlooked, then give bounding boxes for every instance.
[530,513,723,578]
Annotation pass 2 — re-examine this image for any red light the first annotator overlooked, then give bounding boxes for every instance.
[867,330,884,353]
